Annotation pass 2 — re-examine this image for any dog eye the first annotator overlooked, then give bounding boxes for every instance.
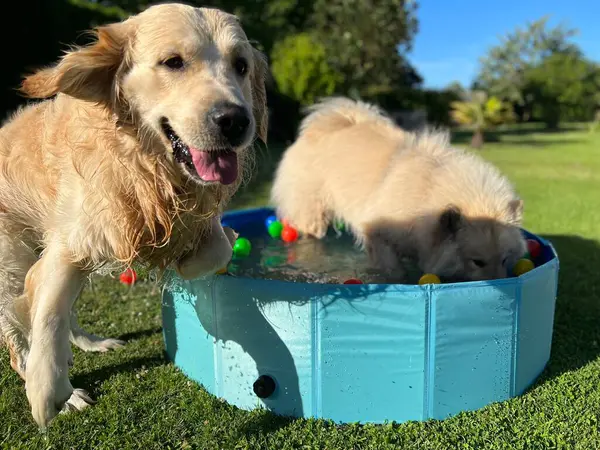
[162,56,184,70]
[472,259,486,268]
[234,57,248,76]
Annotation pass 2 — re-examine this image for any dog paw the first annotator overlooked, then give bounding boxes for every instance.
[27,374,96,427]
[175,235,234,279]
[91,337,126,352]
[60,389,96,414]
[73,336,126,353]
[26,359,74,427]
[222,226,238,246]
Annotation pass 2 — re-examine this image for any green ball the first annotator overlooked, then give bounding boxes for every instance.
[233,237,252,257]
[334,219,345,232]
[263,255,286,267]
[268,221,284,238]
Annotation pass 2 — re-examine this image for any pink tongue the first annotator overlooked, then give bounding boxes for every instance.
[189,148,238,185]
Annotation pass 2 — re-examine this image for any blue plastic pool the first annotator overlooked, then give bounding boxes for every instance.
[162,207,559,424]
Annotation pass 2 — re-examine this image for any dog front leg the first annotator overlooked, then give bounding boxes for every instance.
[24,243,93,428]
[175,216,238,280]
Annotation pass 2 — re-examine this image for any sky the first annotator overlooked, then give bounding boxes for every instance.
[409,0,600,89]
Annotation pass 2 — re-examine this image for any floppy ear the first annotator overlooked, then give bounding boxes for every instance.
[508,199,524,224]
[21,23,127,105]
[439,205,463,236]
[250,48,268,144]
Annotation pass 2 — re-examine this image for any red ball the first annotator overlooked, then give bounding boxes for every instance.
[281,226,299,243]
[527,239,542,259]
[119,268,137,285]
[343,278,363,285]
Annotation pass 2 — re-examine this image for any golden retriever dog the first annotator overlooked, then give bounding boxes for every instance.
[271,97,526,282]
[0,3,267,427]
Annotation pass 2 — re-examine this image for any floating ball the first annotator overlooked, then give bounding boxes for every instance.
[526,239,542,259]
[119,268,137,285]
[334,219,346,232]
[418,273,441,285]
[343,278,363,285]
[216,266,228,275]
[268,221,284,239]
[233,237,252,257]
[513,258,535,276]
[265,215,278,229]
[263,255,286,267]
[281,226,299,243]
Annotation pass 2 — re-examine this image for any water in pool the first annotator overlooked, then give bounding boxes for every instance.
[226,227,421,284]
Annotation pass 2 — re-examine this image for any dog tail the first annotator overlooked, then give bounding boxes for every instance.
[298,97,393,140]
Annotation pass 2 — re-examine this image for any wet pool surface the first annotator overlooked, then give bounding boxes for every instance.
[225,227,421,284]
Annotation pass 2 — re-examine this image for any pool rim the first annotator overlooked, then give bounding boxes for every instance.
[219,206,559,291]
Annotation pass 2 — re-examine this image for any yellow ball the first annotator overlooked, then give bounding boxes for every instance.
[513,258,535,276]
[418,273,441,285]
[216,266,227,275]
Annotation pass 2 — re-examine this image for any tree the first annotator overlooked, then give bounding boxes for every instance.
[475,16,579,121]
[445,81,468,99]
[524,52,600,128]
[271,33,341,106]
[310,0,421,101]
[450,91,514,149]
[88,0,314,56]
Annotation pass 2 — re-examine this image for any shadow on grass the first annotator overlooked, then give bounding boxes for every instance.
[70,354,165,397]
[536,234,600,381]
[117,327,163,342]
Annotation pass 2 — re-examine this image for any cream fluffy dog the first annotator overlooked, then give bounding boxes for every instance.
[271,97,526,282]
[0,3,267,427]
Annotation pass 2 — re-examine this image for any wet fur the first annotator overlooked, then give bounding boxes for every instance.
[0,4,267,427]
[271,97,525,281]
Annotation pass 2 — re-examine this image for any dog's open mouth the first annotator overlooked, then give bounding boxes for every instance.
[160,119,238,185]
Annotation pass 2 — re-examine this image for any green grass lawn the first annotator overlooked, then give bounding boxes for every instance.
[2,125,600,449]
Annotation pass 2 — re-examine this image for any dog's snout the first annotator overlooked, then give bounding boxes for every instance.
[209,102,250,146]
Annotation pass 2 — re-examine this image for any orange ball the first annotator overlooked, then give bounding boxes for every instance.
[119,268,137,285]
[281,226,299,243]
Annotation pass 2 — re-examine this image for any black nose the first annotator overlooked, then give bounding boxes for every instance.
[209,102,250,146]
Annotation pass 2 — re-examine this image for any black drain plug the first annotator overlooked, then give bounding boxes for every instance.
[253,375,276,398]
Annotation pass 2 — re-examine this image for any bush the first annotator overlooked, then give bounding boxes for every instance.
[271,33,341,106]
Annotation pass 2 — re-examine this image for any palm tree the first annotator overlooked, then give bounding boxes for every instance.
[451,91,514,148]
